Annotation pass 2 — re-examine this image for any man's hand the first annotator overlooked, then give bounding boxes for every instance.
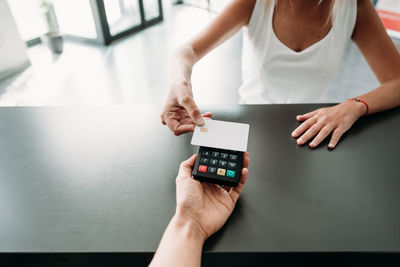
[161,85,212,136]
[175,152,250,240]
[291,100,367,149]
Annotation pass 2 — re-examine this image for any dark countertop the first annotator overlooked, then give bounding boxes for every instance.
[0,105,399,264]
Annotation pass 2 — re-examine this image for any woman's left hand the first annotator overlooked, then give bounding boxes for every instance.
[291,100,367,149]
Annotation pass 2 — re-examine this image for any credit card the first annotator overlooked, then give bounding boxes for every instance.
[191,119,249,152]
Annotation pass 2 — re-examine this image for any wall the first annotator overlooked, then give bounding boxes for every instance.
[0,0,30,80]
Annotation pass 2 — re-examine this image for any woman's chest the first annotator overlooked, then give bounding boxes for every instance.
[272,7,333,53]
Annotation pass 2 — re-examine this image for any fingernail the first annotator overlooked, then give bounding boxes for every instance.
[328,144,334,148]
[297,140,303,145]
[197,118,204,125]
[310,142,315,147]
[291,131,296,136]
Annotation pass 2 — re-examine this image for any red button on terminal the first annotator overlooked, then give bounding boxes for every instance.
[198,165,207,172]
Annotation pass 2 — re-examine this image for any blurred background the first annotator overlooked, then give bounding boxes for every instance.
[0,0,399,106]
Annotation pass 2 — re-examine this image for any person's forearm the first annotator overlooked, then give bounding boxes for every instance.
[169,44,198,91]
[149,214,205,267]
[356,78,400,115]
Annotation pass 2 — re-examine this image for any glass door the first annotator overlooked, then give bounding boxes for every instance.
[9,0,164,46]
[100,0,163,44]
[53,0,98,40]
[103,0,141,36]
[143,0,162,21]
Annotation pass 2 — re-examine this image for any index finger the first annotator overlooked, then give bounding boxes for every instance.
[229,167,248,204]
[243,152,250,169]
[291,117,317,138]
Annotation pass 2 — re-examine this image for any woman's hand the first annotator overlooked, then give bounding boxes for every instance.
[291,100,367,149]
[161,83,212,136]
[175,153,250,240]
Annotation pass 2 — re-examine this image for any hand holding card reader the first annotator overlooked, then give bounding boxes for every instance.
[193,146,243,187]
[191,120,250,187]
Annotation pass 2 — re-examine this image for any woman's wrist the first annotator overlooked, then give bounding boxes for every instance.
[170,212,207,245]
[167,80,193,101]
[345,98,368,118]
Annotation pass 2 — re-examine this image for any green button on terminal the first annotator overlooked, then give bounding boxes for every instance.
[226,170,235,178]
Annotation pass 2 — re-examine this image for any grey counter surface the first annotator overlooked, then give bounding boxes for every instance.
[0,105,399,254]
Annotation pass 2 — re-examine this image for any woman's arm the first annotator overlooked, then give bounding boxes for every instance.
[149,153,250,267]
[292,0,400,149]
[161,0,255,135]
[351,0,400,112]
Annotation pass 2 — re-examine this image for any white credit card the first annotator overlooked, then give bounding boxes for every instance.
[191,119,249,152]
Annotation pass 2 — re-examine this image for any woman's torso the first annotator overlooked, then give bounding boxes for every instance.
[239,0,357,104]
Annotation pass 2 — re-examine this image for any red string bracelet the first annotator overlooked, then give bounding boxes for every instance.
[349,97,369,116]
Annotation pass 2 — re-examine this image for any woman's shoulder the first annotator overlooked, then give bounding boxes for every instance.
[356,0,371,8]
[225,0,257,26]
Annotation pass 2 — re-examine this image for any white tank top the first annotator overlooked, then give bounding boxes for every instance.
[239,0,357,104]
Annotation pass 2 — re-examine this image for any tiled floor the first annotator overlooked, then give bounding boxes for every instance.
[0,3,397,106]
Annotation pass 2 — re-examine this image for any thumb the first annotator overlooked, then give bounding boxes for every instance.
[178,95,204,126]
[179,154,197,176]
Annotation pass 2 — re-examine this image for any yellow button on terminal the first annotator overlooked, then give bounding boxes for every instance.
[217,168,226,176]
